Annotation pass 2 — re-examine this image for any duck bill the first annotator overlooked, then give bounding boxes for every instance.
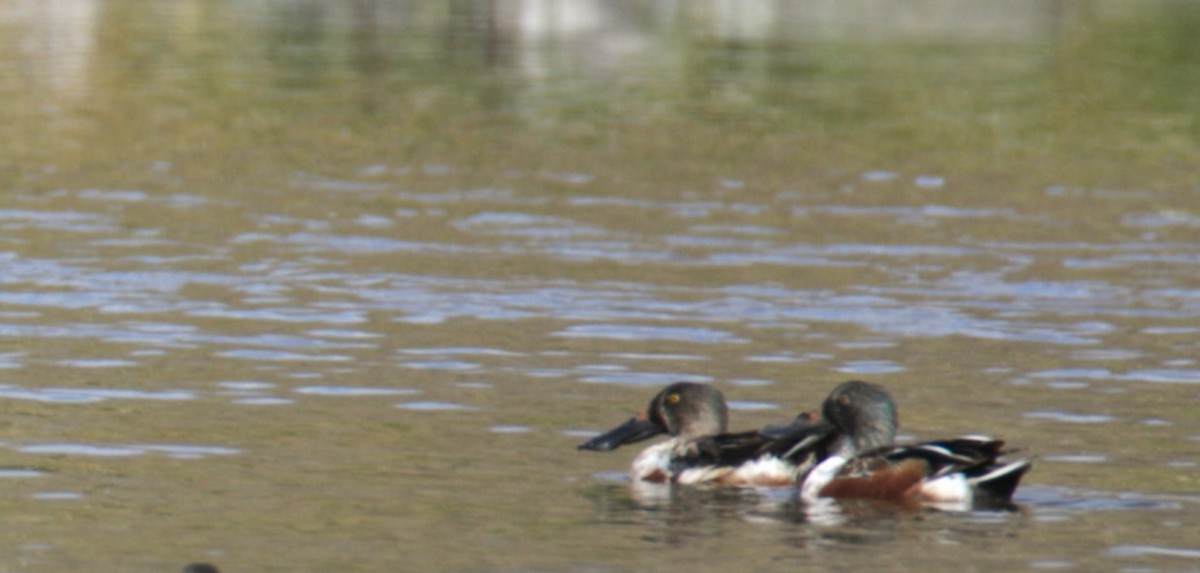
[577,415,662,451]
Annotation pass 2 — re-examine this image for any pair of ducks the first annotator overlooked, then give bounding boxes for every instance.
[578,380,1031,509]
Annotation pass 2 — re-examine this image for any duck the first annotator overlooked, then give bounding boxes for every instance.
[181,564,220,573]
[577,382,826,486]
[766,380,1031,509]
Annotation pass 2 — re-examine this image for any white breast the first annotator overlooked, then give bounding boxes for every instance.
[800,455,848,503]
[629,440,676,482]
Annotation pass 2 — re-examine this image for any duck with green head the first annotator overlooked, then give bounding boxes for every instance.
[767,380,1032,509]
[578,382,825,486]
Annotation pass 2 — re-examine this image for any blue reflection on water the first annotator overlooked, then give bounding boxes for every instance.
[1018,485,1191,512]
[396,401,475,411]
[400,360,480,371]
[4,218,1194,352]
[554,324,746,344]
[1108,544,1200,559]
[1024,412,1116,424]
[578,371,711,386]
[17,443,239,458]
[294,386,420,396]
[0,386,194,403]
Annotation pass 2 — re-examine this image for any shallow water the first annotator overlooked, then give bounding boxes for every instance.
[1,1,1199,571]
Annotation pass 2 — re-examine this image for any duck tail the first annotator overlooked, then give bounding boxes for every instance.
[968,458,1032,504]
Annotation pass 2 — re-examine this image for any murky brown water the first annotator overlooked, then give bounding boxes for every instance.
[1,1,1199,571]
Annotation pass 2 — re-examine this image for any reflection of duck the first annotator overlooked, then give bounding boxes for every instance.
[767,380,1031,510]
[578,382,824,486]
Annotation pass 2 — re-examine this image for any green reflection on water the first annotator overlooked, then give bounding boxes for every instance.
[2,1,1197,192]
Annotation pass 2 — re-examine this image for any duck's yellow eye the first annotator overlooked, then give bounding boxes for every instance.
[666,392,681,405]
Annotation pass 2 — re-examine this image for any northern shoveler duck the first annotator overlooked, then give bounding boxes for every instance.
[182,564,220,573]
[577,382,825,486]
[766,380,1031,509]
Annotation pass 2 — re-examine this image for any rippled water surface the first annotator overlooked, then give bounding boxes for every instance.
[1,1,1199,571]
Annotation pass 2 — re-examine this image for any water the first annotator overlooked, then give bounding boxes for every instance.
[1,1,1199,571]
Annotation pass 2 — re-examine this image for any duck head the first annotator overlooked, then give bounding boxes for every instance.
[577,382,728,451]
[822,380,898,458]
